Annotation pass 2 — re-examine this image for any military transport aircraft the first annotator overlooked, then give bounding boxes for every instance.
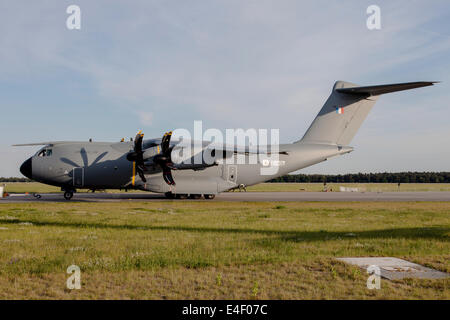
[15,81,436,200]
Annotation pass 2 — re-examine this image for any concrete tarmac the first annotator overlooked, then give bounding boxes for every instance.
[1,191,450,202]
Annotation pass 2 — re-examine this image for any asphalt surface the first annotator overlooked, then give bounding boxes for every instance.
[1,191,450,202]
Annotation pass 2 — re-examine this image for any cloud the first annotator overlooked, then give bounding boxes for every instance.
[136,110,153,127]
[1,0,450,176]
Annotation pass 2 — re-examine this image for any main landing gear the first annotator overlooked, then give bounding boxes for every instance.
[164,192,175,199]
[164,192,215,200]
[63,189,75,200]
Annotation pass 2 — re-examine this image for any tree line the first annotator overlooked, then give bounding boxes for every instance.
[1,172,450,183]
[269,172,450,183]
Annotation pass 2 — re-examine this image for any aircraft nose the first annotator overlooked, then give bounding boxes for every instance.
[20,157,32,179]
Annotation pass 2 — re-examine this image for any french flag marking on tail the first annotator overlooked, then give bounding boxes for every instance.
[335,106,344,114]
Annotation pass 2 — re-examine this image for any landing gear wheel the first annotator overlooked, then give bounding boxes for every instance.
[64,191,73,200]
[189,194,202,199]
[176,194,188,199]
[204,194,215,200]
[165,192,175,199]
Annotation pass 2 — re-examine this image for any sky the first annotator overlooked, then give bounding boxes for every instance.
[0,0,449,177]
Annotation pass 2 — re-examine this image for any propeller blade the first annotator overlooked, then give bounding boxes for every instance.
[127,130,147,185]
[134,130,144,155]
[161,131,172,154]
[80,148,89,167]
[162,165,175,185]
[137,165,147,183]
[158,131,176,186]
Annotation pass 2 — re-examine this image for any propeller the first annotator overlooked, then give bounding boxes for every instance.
[126,130,147,183]
[154,131,175,185]
[126,130,175,185]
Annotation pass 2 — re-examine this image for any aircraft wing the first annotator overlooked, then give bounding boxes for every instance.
[172,140,288,155]
[12,141,96,147]
[12,141,73,147]
[212,144,288,155]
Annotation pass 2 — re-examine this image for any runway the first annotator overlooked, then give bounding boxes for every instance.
[2,191,450,202]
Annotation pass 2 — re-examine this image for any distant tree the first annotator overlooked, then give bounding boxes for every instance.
[267,172,450,183]
[2,171,450,184]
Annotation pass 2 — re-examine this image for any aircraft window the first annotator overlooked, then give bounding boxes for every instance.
[37,149,52,157]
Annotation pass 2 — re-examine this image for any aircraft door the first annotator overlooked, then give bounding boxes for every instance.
[73,167,84,187]
[227,165,237,184]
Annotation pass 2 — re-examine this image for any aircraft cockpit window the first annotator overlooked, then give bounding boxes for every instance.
[37,149,53,157]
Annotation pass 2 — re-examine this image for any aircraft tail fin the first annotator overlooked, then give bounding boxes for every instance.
[299,81,436,145]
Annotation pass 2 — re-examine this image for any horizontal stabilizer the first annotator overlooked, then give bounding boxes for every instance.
[336,81,437,96]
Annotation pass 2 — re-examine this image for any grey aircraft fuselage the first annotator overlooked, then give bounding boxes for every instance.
[17,80,436,198]
[20,140,351,195]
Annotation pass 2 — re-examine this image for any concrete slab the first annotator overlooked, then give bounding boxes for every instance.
[336,257,449,280]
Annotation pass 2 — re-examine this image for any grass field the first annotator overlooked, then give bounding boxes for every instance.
[3,182,450,194]
[0,201,448,299]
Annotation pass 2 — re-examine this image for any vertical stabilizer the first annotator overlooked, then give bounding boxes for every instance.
[299,81,436,145]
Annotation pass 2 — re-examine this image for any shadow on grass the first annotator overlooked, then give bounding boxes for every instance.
[1,219,448,242]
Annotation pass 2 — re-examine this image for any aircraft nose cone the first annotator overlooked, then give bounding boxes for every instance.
[20,158,32,179]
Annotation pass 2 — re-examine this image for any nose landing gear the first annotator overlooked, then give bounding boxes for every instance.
[62,189,75,200]
[64,191,73,200]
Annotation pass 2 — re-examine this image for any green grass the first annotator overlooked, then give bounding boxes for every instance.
[2,182,131,194]
[2,182,62,194]
[3,182,450,194]
[0,201,448,299]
